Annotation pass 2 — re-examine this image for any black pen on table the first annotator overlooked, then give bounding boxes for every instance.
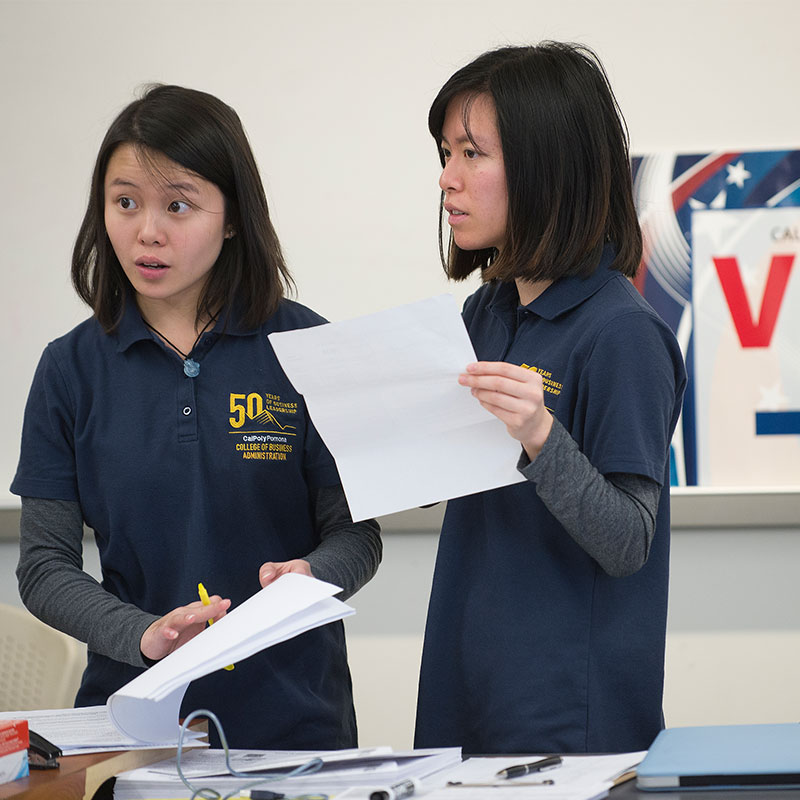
[495,755,563,779]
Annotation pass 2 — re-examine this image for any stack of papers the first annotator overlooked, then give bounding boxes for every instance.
[0,574,352,751]
[108,574,352,745]
[0,706,205,756]
[113,746,463,799]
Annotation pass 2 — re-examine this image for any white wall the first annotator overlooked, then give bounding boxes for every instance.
[1,0,799,748]
[2,0,800,504]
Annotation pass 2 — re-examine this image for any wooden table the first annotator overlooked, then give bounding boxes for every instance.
[0,747,180,800]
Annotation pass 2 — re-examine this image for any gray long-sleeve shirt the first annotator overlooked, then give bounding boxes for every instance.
[518,416,661,577]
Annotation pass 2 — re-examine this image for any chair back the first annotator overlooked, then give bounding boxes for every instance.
[0,604,86,711]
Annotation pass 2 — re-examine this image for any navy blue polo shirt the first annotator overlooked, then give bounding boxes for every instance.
[415,244,686,755]
[12,299,356,750]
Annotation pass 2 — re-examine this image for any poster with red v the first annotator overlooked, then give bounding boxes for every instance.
[692,207,800,485]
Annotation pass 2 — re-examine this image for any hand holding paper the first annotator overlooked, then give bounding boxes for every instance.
[139,591,230,663]
[108,574,353,744]
[458,360,554,460]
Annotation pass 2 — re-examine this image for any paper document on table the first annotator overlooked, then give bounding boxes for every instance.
[145,746,393,778]
[422,753,645,800]
[113,746,463,799]
[108,573,352,745]
[0,706,204,756]
[268,295,525,521]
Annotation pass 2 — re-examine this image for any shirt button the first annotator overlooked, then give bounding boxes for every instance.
[183,406,192,416]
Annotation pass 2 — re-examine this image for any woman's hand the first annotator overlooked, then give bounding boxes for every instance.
[459,361,554,460]
[259,559,313,588]
[140,594,231,662]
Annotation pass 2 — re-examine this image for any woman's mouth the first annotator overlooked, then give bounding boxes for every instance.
[446,207,468,225]
[135,256,168,271]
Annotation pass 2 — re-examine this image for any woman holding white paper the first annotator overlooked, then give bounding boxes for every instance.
[11,85,381,749]
[415,43,686,754]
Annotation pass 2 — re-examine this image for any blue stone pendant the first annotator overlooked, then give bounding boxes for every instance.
[183,358,200,378]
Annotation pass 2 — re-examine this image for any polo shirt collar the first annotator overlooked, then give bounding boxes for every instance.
[114,295,254,353]
[487,242,620,321]
[526,242,619,320]
[115,298,153,353]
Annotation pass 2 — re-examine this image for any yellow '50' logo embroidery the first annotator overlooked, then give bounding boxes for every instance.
[228,392,298,431]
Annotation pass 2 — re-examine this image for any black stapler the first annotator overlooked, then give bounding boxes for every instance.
[28,730,62,769]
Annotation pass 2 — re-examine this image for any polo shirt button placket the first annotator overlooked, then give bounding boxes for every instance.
[178,373,199,442]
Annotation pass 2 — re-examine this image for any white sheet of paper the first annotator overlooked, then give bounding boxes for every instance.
[107,573,353,744]
[268,295,525,521]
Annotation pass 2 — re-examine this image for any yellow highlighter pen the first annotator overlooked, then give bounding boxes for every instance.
[198,581,235,671]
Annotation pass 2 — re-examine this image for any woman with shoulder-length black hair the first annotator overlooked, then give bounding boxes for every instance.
[427,41,643,284]
[415,43,686,754]
[72,83,291,333]
[12,84,381,750]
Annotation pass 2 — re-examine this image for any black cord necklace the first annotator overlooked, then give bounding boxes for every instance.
[143,315,217,378]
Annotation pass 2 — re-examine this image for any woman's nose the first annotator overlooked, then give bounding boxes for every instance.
[138,210,166,246]
[439,160,461,193]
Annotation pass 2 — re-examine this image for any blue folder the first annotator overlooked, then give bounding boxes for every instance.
[637,723,800,791]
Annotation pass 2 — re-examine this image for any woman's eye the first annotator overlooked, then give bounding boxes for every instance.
[465,149,477,159]
[441,147,451,160]
[118,196,137,210]
[168,200,191,214]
